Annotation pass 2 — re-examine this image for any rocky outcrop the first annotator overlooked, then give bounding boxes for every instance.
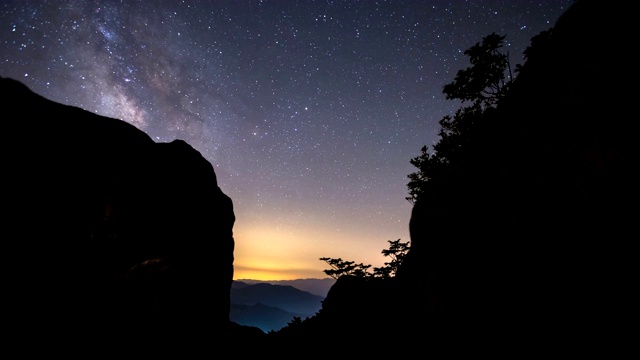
[0,76,242,350]
[399,0,632,351]
[285,0,631,354]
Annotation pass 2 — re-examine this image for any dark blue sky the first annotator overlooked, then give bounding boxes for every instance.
[0,0,574,280]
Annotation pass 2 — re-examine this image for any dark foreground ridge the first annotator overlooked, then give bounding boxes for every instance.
[1,75,244,353]
[0,0,632,355]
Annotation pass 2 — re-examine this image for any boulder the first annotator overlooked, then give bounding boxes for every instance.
[0,76,238,350]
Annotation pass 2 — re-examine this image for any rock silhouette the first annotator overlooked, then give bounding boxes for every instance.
[270,0,632,354]
[403,0,632,338]
[1,76,243,352]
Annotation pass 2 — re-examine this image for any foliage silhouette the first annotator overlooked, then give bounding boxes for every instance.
[267,2,631,352]
[318,257,371,279]
[319,239,410,280]
[406,32,514,204]
[443,33,513,108]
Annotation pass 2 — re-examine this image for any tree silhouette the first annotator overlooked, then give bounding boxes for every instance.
[318,257,372,280]
[319,239,410,280]
[443,32,512,108]
[375,239,410,279]
[406,32,514,204]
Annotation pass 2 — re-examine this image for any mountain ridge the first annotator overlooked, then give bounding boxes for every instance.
[230,281,326,332]
[235,278,336,297]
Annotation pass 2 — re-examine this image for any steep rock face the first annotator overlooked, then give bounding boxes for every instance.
[1,77,237,348]
[303,0,631,353]
[400,0,632,349]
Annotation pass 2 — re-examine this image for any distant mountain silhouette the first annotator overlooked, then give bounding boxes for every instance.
[230,281,325,332]
[230,303,306,333]
[232,282,324,314]
[236,278,336,296]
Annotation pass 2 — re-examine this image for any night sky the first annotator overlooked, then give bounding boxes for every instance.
[1,0,574,280]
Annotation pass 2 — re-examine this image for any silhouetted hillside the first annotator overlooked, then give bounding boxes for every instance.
[266,0,633,354]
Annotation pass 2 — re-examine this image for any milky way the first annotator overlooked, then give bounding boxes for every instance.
[0,0,574,280]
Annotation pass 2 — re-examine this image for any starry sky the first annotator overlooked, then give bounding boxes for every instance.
[1,0,574,280]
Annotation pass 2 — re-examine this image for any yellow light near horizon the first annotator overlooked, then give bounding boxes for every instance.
[233,265,323,281]
[231,219,396,281]
[232,226,328,280]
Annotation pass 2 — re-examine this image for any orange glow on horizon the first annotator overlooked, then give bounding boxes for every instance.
[231,216,400,281]
[233,265,325,281]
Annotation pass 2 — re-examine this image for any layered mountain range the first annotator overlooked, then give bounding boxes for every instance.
[230,280,330,332]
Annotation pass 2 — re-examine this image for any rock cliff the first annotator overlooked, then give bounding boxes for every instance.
[282,0,632,354]
[1,76,241,352]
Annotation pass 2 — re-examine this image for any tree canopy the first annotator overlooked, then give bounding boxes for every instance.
[406,32,515,204]
[319,239,410,280]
